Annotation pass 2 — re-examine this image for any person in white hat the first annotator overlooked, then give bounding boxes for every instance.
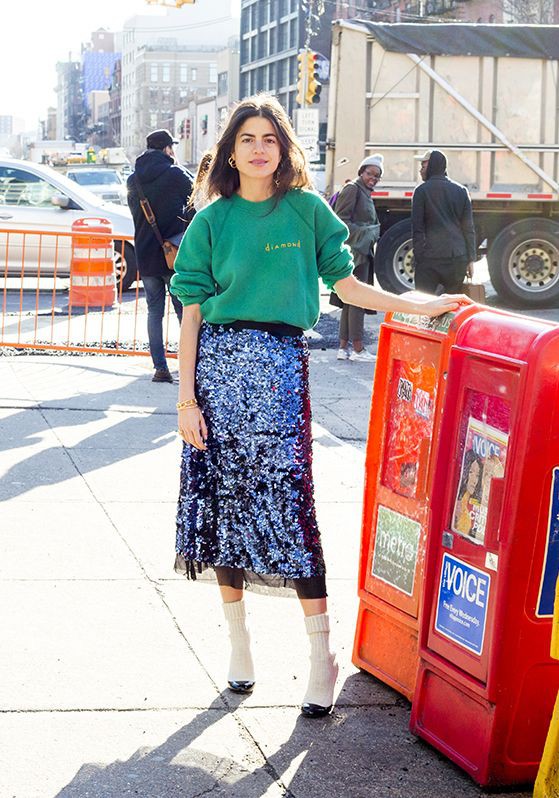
[332,154,384,361]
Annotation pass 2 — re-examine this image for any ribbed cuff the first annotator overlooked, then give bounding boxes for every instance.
[223,599,246,623]
[304,612,330,635]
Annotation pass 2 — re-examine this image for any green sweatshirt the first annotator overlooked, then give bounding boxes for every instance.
[170,188,354,330]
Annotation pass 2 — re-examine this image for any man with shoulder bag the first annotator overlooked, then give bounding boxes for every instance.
[128,129,194,383]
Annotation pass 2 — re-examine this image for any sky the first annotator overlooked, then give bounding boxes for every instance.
[2,0,241,132]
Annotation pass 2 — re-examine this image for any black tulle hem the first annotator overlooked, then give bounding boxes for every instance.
[174,554,327,598]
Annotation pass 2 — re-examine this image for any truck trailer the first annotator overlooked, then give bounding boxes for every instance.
[326,21,559,307]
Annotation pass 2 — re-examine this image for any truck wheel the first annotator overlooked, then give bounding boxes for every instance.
[114,241,138,293]
[374,218,415,294]
[487,218,559,308]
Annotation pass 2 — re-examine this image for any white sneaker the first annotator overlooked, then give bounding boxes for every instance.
[336,347,349,360]
[349,347,376,362]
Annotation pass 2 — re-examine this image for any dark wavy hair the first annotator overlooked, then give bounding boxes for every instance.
[457,448,483,501]
[201,94,313,202]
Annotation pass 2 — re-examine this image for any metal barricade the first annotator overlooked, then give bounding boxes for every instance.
[0,226,179,358]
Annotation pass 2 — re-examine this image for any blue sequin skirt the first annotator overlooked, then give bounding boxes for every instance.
[174,323,325,593]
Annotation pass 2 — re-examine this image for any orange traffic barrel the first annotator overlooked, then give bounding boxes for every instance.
[69,218,117,310]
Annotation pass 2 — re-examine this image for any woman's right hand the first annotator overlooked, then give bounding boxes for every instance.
[178,407,208,450]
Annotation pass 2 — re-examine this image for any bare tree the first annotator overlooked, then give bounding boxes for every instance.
[499,0,555,22]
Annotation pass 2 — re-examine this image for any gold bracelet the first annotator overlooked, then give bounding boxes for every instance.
[176,399,198,410]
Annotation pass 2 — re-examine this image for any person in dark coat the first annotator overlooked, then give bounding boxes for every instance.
[128,129,194,382]
[334,154,382,362]
[411,149,476,294]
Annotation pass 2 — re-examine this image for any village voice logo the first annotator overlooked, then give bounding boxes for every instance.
[371,505,421,596]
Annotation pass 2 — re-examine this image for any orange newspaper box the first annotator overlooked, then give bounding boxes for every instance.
[410,310,559,787]
[69,218,117,310]
[353,302,480,699]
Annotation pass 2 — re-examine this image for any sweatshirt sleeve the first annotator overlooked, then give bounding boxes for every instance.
[169,212,215,306]
[314,195,354,290]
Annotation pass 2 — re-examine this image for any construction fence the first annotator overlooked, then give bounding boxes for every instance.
[0,223,179,358]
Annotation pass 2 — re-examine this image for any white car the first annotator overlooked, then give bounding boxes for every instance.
[0,158,137,290]
[66,166,128,205]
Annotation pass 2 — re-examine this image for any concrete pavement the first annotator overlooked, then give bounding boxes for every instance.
[0,310,532,798]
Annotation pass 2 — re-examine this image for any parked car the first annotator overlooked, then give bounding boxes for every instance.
[66,166,128,205]
[0,158,137,291]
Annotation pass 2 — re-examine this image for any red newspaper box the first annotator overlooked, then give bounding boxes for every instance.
[410,310,559,787]
[353,302,479,699]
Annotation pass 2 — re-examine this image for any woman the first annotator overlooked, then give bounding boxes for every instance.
[170,94,468,719]
[334,154,383,362]
[453,450,483,538]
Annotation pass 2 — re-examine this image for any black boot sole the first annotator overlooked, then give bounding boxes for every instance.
[228,680,255,694]
[301,702,333,718]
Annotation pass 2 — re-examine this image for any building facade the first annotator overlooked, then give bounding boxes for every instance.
[239,0,337,166]
[55,60,85,142]
[122,44,221,155]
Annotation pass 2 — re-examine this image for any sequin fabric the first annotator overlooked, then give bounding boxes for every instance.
[175,323,325,591]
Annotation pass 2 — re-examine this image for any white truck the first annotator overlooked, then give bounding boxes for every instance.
[326,21,559,307]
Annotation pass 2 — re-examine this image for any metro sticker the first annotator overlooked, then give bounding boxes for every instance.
[435,553,491,656]
[371,506,421,596]
[536,467,559,618]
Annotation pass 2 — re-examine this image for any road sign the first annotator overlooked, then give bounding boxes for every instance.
[298,134,320,163]
[295,108,319,138]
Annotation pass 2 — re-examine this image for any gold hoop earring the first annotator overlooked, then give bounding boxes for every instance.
[228,155,237,169]
[274,175,280,188]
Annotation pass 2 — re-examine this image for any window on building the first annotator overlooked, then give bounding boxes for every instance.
[289,54,297,84]
[289,20,297,48]
[240,72,249,99]
[241,39,249,63]
[162,64,170,82]
[210,64,217,83]
[191,67,197,81]
[150,113,158,128]
[217,71,228,95]
[278,0,287,15]
[150,64,158,82]
[258,31,267,59]
[180,64,188,82]
[278,21,288,51]
[278,57,288,88]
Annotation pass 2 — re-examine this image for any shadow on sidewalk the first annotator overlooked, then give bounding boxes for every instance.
[0,373,177,501]
[53,691,306,798]
[52,674,504,798]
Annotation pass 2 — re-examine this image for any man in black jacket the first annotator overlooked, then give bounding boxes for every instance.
[411,149,476,294]
[128,129,193,383]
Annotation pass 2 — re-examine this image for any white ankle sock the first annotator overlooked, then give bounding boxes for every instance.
[303,613,339,708]
[222,599,255,683]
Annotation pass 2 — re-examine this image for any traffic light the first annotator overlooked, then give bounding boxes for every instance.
[296,51,306,107]
[305,50,322,105]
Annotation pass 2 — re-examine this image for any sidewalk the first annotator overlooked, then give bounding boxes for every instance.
[0,317,532,798]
